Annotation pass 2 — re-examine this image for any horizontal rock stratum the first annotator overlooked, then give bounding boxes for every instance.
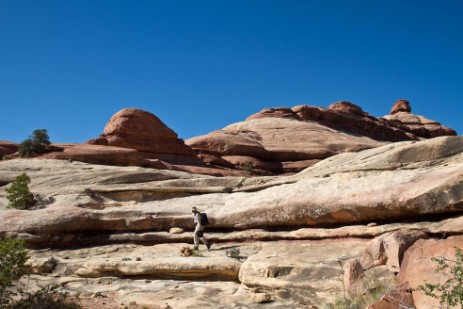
[1,136,463,239]
[3,99,455,177]
[187,100,456,174]
[0,102,461,308]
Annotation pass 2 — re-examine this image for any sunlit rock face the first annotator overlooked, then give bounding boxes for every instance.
[187,100,457,174]
[88,108,197,156]
[2,136,463,308]
[383,99,456,139]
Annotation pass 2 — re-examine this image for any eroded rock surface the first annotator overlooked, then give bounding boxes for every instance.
[2,135,463,308]
[398,236,463,309]
[383,99,456,138]
[187,100,456,174]
[87,108,196,156]
[1,136,463,240]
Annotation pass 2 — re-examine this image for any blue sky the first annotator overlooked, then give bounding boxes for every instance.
[1,0,462,143]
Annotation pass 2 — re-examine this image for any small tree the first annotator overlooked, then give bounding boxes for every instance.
[0,238,29,307]
[0,238,81,309]
[418,247,463,308]
[5,173,36,210]
[19,129,51,157]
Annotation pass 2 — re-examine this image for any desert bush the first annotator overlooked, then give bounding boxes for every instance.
[241,162,254,173]
[417,247,463,308]
[5,173,36,210]
[12,285,81,309]
[0,238,81,309]
[18,129,51,157]
[0,238,30,308]
[323,268,396,309]
[226,247,241,260]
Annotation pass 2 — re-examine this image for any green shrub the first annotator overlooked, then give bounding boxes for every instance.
[417,247,463,308]
[5,173,36,210]
[0,238,81,309]
[323,268,395,309]
[12,285,81,309]
[0,238,29,308]
[226,247,241,260]
[18,129,51,158]
[241,162,254,173]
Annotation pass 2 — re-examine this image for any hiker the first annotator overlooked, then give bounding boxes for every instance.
[192,206,211,251]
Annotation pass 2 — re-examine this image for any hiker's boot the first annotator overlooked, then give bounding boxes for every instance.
[206,243,212,252]
[193,245,199,251]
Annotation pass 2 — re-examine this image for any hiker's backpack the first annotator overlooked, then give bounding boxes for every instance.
[199,212,209,226]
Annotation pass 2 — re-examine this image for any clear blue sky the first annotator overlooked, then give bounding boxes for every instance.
[1,0,462,143]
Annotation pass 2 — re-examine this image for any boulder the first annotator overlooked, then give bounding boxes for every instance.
[398,236,463,309]
[390,99,411,114]
[367,284,415,309]
[361,230,428,272]
[343,259,365,298]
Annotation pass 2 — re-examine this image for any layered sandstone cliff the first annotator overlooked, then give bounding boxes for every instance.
[187,100,456,174]
[1,136,463,308]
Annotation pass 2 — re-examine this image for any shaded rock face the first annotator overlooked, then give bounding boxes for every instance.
[187,100,456,174]
[0,140,19,156]
[361,230,428,272]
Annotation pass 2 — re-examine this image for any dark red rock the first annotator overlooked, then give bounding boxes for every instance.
[390,99,411,115]
[328,101,365,116]
[0,140,19,156]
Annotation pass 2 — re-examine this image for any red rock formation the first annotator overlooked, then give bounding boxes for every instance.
[4,102,454,176]
[398,236,463,308]
[383,113,457,139]
[361,230,428,272]
[0,140,19,156]
[390,99,411,114]
[83,108,222,170]
[368,284,415,309]
[42,144,169,169]
[328,101,365,115]
[187,100,457,175]
[87,108,196,156]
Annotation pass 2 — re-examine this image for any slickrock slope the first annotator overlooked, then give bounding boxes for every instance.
[1,136,463,308]
[187,100,456,174]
